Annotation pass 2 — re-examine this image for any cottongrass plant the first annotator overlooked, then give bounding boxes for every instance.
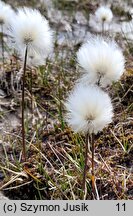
[0,0,15,65]
[65,35,125,199]
[77,35,125,87]
[95,6,113,33]
[65,84,113,199]
[10,7,53,161]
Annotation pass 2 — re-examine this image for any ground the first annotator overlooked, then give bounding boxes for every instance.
[0,0,133,200]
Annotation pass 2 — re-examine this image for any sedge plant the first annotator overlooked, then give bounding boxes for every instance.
[10,7,53,161]
[95,6,113,34]
[65,84,113,199]
[65,35,125,199]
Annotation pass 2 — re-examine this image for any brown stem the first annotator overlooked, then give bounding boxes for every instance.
[97,73,102,86]
[91,133,95,198]
[1,24,4,66]
[82,133,89,199]
[22,46,28,161]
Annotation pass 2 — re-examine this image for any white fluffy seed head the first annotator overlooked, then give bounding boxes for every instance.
[65,84,113,134]
[10,7,53,58]
[77,35,125,87]
[0,1,15,28]
[95,6,113,23]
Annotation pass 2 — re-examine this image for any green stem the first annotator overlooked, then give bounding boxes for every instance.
[30,69,33,115]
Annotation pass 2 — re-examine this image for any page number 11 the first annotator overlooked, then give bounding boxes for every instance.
[116,203,126,212]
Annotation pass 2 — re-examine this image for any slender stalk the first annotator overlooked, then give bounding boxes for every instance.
[30,69,33,115]
[91,133,95,197]
[82,133,89,199]
[1,24,4,66]
[97,73,102,86]
[22,46,28,161]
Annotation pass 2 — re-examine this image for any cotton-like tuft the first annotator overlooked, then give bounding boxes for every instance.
[95,6,113,24]
[77,35,125,87]
[0,1,15,28]
[10,7,53,58]
[65,84,113,134]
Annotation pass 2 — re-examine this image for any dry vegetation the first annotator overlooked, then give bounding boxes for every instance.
[0,0,133,200]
